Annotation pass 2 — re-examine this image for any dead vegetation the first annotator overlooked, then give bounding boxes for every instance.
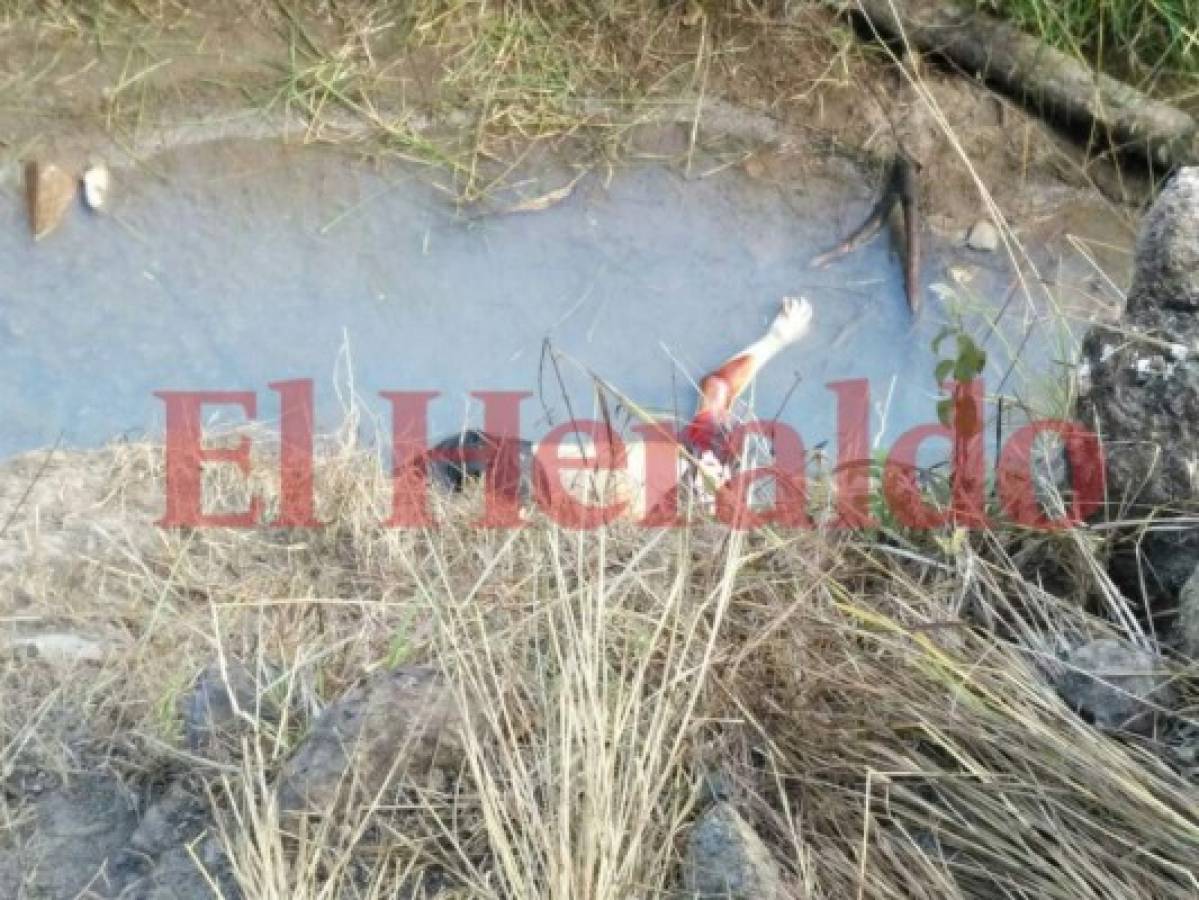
[0,0,1166,214]
[0,436,1196,898]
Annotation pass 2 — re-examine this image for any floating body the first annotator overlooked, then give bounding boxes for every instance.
[429,298,815,506]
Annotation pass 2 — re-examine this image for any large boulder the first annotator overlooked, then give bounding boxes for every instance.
[1077,168,1199,614]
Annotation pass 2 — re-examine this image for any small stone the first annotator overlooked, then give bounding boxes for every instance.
[1178,565,1199,660]
[23,776,139,898]
[82,161,110,211]
[24,160,77,240]
[1056,639,1170,733]
[276,665,476,814]
[965,219,999,252]
[5,631,108,664]
[682,802,783,899]
[128,782,208,857]
[182,659,282,758]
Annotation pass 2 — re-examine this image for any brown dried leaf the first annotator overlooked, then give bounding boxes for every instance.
[502,172,586,215]
[25,161,77,240]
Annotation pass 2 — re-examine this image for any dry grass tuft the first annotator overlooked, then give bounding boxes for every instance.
[1,432,1195,897]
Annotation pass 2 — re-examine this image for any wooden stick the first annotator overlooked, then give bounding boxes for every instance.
[897,156,922,314]
[811,158,905,269]
[812,155,923,314]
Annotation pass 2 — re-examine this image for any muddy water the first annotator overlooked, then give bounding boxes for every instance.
[0,141,1124,461]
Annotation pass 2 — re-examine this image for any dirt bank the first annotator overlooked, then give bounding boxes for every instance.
[0,1,1150,230]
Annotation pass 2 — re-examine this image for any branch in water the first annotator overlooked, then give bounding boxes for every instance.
[812,154,922,314]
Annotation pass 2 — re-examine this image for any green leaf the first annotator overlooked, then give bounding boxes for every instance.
[953,335,987,381]
[936,397,954,427]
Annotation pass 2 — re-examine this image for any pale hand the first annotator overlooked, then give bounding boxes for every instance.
[766,296,814,348]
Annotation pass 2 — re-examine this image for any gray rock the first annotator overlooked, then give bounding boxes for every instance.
[276,665,475,815]
[182,659,282,758]
[22,775,139,898]
[127,782,209,858]
[1077,167,1199,609]
[682,802,783,899]
[1178,564,1199,660]
[132,833,239,900]
[2,772,238,900]
[965,219,999,252]
[116,782,239,900]
[1126,168,1199,315]
[1056,639,1170,733]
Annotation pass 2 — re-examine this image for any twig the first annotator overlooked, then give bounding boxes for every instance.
[812,154,922,313]
[0,435,62,539]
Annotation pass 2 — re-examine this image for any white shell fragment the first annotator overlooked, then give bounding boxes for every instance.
[82,161,110,211]
[965,219,999,252]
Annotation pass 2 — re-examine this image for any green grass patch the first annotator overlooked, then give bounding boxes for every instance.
[984,0,1199,80]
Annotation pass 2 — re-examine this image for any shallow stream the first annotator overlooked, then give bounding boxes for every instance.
[0,141,1125,461]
